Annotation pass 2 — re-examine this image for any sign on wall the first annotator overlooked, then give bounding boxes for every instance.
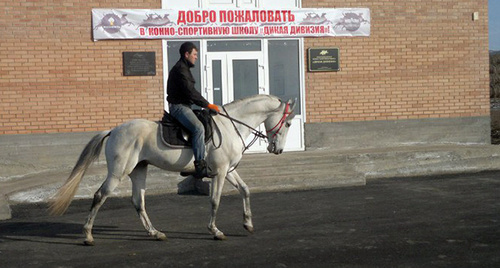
[92,8,370,41]
[308,47,340,72]
[122,52,156,76]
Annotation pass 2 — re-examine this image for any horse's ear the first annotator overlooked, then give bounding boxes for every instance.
[288,98,297,112]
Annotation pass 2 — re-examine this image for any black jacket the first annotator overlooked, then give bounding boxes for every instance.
[166,57,209,108]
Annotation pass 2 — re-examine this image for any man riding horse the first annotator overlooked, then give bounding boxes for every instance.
[166,42,220,179]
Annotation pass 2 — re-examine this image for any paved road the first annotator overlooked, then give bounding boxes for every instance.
[1,172,499,267]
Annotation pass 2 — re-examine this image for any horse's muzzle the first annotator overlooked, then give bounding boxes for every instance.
[268,142,283,155]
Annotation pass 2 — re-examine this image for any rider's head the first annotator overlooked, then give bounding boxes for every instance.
[179,42,198,66]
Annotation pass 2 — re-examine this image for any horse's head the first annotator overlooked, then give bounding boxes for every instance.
[264,99,297,155]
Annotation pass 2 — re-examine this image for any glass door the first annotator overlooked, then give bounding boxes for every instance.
[205,52,268,153]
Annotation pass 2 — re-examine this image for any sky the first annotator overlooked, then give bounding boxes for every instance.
[490,0,500,50]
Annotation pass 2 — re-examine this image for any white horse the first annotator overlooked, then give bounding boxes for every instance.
[49,94,296,245]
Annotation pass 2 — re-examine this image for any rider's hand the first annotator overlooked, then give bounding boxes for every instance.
[207,103,220,113]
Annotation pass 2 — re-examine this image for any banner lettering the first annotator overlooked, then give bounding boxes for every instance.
[92,8,370,41]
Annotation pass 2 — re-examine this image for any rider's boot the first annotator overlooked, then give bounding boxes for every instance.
[193,159,218,179]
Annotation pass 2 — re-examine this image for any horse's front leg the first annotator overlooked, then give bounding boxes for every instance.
[208,169,228,240]
[226,170,253,233]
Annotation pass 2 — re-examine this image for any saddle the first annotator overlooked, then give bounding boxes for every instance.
[159,110,214,148]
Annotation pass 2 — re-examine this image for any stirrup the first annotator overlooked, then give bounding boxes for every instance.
[180,169,217,179]
[200,168,218,179]
[180,160,218,179]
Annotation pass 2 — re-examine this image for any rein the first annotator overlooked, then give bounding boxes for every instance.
[219,106,267,153]
[217,102,292,153]
[211,101,291,173]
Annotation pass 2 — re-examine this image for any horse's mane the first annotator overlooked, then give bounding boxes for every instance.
[223,94,281,110]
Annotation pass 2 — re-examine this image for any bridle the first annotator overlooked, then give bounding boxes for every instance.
[213,101,292,173]
[218,101,292,154]
[266,102,292,139]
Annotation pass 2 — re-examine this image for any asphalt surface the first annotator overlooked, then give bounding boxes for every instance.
[1,172,499,268]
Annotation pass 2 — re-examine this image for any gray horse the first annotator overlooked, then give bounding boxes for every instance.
[49,94,296,245]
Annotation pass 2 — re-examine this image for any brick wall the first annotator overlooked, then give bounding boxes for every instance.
[0,0,163,134]
[303,0,490,123]
[0,0,490,133]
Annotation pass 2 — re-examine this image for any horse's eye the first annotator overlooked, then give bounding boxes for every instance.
[285,122,291,128]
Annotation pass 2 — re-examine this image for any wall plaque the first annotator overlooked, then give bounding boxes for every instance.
[123,52,156,76]
[308,47,340,72]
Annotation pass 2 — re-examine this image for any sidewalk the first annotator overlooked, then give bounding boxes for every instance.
[2,144,500,220]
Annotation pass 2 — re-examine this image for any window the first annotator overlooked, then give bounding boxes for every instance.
[207,40,261,52]
[233,59,259,100]
[268,40,301,114]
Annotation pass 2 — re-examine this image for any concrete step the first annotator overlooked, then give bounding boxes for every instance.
[5,151,365,205]
[5,144,500,221]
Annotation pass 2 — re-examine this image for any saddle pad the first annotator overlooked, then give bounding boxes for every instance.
[159,110,213,148]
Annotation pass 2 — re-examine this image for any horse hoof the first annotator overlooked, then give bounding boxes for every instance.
[155,232,167,241]
[83,240,95,246]
[214,234,227,241]
[244,224,254,234]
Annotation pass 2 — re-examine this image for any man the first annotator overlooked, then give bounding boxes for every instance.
[167,42,220,179]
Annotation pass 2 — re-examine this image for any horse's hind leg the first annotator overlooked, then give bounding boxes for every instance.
[83,173,123,246]
[226,171,254,233]
[130,162,166,241]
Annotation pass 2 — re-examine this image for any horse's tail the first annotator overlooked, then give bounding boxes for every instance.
[48,130,112,216]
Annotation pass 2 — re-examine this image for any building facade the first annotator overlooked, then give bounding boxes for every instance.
[0,0,490,152]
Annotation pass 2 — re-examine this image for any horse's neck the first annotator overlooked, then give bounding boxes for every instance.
[223,96,279,137]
